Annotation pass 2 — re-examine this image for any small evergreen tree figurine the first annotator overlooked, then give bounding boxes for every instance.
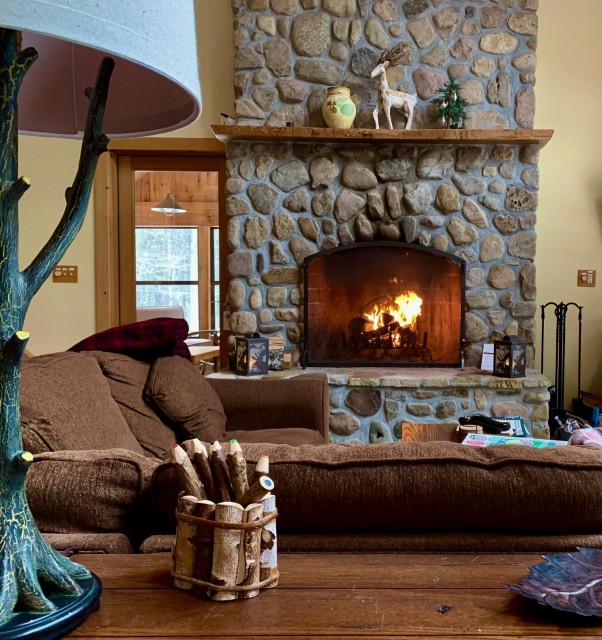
[432,80,468,129]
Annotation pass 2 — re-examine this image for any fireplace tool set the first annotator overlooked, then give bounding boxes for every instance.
[540,302,600,437]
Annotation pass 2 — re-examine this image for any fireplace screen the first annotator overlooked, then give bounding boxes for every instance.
[303,243,465,367]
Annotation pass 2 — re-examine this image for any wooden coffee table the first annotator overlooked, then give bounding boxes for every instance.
[68,553,602,638]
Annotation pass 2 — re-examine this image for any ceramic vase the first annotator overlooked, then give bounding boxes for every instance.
[321,86,356,129]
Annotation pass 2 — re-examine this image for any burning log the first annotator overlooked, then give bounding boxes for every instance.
[349,316,368,336]
[381,312,394,326]
[361,321,400,347]
[397,326,416,348]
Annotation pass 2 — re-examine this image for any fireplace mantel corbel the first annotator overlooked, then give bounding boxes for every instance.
[212,125,553,148]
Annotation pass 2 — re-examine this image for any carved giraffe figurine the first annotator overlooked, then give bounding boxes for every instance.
[370,45,417,130]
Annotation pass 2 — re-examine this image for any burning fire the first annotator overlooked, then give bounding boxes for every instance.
[363,291,423,332]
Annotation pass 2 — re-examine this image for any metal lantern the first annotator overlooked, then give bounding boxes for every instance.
[494,335,527,378]
[234,335,269,376]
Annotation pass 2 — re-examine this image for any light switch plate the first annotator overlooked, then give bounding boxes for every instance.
[52,265,78,283]
[577,269,596,287]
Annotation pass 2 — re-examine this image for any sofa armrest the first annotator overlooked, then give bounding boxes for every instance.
[27,448,160,545]
[208,376,329,440]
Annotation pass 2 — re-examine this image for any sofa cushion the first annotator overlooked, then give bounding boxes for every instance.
[88,351,178,459]
[21,417,61,454]
[43,533,134,555]
[20,352,144,455]
[144,356,227,444]
[208,377,329,438]
[139,535,176,554]
[27,448,158,541]
[154,442,602,536]
[238,442,602,535]
[228,428,326,446]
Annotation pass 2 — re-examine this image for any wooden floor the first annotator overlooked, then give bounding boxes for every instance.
[67,553,602,639]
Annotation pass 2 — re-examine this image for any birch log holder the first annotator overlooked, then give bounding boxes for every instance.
[171,440,279,600]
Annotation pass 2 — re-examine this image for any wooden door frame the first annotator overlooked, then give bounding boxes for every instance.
[94,137,226,333]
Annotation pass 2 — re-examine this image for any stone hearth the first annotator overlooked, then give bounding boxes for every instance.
[213,367,550,440]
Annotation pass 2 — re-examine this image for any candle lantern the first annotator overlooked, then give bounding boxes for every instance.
[235,334,269,376]
[493,335,527,378]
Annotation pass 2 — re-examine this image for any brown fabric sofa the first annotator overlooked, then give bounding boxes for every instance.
[21,351,328,552]
[19,351,602,554]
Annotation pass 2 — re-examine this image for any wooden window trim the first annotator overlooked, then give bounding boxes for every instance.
[94,137,226,333]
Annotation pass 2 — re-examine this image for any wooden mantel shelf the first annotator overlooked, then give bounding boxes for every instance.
[212,124,553,148]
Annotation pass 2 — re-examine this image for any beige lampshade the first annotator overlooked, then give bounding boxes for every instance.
[0,0,201,137]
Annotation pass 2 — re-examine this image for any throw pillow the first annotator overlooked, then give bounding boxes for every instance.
[69,318,192,361]
[20,352,144,455]
[87,351,179,459]
[144,356,227,444]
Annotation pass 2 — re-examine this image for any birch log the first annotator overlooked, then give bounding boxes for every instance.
[192,441,217,503]
[173,495,200,590]
[260,495,278,588]
[237,502,263,599]
[180,439,203,463]
[181,439,217,502]
[209,502,244,601]
[241,475,274,505]
[170,444,205,500]
[226,440,249,503]
[192,499,216,588]
[252,454,269,484]
[210,441,234,503]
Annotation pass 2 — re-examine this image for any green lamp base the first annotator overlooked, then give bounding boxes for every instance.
[0,573,101,640]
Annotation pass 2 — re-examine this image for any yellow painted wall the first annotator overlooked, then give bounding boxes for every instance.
[18,137,96,355]
[18,0,234,354]
[536,0,602,402]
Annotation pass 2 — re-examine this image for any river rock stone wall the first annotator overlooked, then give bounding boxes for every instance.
[230,0,538,129]
[224,0,546,442]
[325,368,550,441]
[226,139,539,367]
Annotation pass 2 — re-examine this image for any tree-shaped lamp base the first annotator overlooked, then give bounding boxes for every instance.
[0,573,101,639]
[0,27,112,634]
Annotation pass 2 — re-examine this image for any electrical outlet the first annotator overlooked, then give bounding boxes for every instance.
[577,269,596,287]
[52,265,78,283]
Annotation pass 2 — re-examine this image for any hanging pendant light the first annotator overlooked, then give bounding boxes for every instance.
[151,191,187,215]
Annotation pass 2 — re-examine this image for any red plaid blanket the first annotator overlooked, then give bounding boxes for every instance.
[69,318,192,361]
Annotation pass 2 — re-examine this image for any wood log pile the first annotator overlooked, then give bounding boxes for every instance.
[170,439,278,600]
[349,315,424,350]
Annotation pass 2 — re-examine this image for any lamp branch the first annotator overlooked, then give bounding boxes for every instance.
[23,57,114,299]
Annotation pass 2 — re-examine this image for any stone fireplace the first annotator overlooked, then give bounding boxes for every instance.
[220,0,550,441]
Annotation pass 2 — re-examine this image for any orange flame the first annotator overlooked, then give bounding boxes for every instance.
[363,291,423,332]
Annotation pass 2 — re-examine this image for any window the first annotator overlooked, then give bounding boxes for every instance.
[94,145,225,346]
[135,227,200,332]
[210,227,220,332]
